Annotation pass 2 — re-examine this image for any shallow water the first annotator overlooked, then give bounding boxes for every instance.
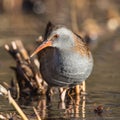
[0,13,120,120]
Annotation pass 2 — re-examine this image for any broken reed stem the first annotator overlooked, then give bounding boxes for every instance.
[36,36,43,43]
[33,107,42,120]
[15,40,29,60]
[8,91,29,120]
[4,40,46,95]
[0,85,28,120]
[70,0,79,33]
[35,73,45,91]
[16,83,20,100]
[67,90,75,105]
[3,82,10,89]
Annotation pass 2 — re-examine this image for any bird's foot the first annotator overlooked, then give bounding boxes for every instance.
[59,88,67,102]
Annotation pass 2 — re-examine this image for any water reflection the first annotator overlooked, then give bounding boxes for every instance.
[37,96,46,119]
[34,94,86,119]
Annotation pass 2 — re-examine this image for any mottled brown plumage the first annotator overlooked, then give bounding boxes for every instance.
[73,33,91,57]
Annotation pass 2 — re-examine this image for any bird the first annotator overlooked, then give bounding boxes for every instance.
[30,22,93,101]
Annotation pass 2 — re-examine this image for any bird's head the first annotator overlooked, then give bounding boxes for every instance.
[30,27,75,57]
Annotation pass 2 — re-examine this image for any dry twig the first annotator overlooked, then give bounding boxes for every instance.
[0,84,29,120]
[33,107,41,120]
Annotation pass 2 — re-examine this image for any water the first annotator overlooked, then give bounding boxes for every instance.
[0,12,120,120]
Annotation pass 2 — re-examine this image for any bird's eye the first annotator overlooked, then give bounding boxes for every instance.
[51,34,59,41]
[54,34,59,39]
[48,34,59,41]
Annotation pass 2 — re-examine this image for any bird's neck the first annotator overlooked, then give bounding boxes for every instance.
[73,35,91,57]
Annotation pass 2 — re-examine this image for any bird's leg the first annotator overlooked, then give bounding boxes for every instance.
[81,81,86,95]
[75,85,80,95]
[82,81,86,92]
[59,88,67,102]
[75,81,86,95]
[58,100,66,109]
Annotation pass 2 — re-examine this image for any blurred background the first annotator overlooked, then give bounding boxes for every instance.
[0,0,120,119]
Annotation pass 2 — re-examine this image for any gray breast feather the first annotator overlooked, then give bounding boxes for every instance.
[40,48,93,87]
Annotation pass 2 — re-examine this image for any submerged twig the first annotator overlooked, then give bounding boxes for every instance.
[0,84,29,120]
[33,107,42,120]
[8,91,29,120]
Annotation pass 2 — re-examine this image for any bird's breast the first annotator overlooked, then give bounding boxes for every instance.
[55,50,92,76]
[39,48,93,87]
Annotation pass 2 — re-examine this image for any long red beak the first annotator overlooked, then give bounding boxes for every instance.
[30,40,52,57]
